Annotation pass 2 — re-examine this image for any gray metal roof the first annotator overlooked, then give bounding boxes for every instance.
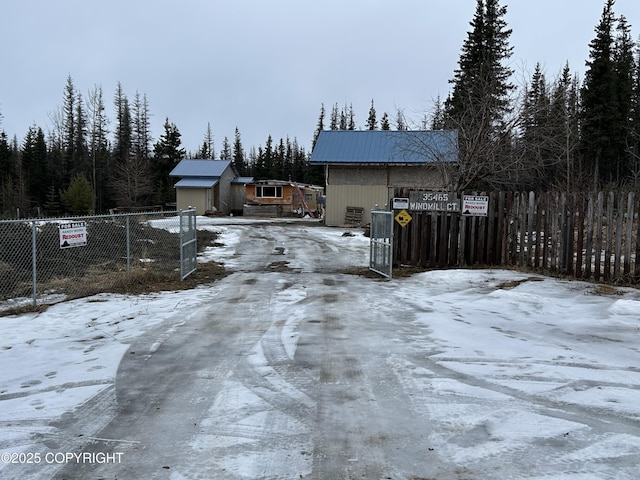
[232,176,254,184]
[309,130,458,165]
[169,159,233,177]
[174,177,219,188]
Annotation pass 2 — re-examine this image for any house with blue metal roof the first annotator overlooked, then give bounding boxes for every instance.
[169,159,251,215]
[310,130,458,226]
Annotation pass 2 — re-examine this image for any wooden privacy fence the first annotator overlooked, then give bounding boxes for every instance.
[393,189,640,284]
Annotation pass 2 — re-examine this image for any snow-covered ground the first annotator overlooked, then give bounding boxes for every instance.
[1,216,639,479]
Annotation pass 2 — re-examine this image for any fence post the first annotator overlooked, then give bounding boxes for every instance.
[126,215,131,281]
[624,191,634,279]
[32,220,37,308]
[180,211,184,278]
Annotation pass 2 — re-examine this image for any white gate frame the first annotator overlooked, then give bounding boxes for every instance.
[179,208,197,280]
[369,208,393,279]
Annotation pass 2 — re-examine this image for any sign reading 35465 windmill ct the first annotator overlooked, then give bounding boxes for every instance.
[408,191,460,212]
[59,221,87,249]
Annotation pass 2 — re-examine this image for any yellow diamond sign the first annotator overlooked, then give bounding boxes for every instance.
[394,209,412,227]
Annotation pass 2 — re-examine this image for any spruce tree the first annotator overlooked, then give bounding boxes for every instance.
[329,104,339,130]
[62,75,76,179]
[630,40,640,183]
[22,126,48,207]
[0,129,10,215]
[112,82,132,166]
[152,118,185,205]
[233,127,246,175]
[518,63,573,190]
[312,104,325,150]
[339,105,348,130]
[611,15,635,182]
[444,0,515,191]
[396,109,407,130]
[198,122,215,159]
[73,91,89,180]
[548,64,581,189]
[263,135,274,179]
[366,99,377,130]
[431,97,446,129]
[291,139,306,182]
[60,174,95,215]
[347,104,356,130]
[273,138,286,179]
[0,130,11,180]
[132,91,152,166]
[219,136,231,160]
[581,0,618,185]
[380,112,390,130]
[86,85,110,211]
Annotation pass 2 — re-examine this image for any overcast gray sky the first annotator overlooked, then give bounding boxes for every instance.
[2,0,640,155]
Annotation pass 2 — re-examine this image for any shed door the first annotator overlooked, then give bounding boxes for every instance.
[206,189,212,210]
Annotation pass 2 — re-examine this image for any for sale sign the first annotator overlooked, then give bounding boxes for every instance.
[59,221,87,248]
[462,195,489,216]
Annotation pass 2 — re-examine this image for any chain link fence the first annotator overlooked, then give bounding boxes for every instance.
[0,210,197,314]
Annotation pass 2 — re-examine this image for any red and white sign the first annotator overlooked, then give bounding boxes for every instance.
[462,196,489,217]
[59,222,87,248]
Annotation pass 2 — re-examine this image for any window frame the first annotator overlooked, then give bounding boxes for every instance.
[255,185,283,198]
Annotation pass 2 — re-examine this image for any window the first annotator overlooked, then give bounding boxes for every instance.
[255,186,282,198]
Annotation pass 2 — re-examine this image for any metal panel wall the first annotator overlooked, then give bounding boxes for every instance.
[176,189,207,215]
[324,184,390,226]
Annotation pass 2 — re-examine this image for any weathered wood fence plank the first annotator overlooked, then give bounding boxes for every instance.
[392,189,640,285]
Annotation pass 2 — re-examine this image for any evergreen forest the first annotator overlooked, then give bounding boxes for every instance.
[1,0,639,217]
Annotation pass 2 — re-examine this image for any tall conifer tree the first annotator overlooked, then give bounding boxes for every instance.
[86,85,110,211]
[366,99,377,130]
[581,0,618,185]
[444,0,514,191]
[198,122,215,159]
[152,118,185,205]
[233,127,246,175]
[312,104,325,150]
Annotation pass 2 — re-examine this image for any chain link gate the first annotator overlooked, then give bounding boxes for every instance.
[369,208,394,279]
[179,209,197,280]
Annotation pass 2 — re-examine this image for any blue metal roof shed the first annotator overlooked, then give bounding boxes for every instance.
[310,130,458,165]
[169,159,241,215]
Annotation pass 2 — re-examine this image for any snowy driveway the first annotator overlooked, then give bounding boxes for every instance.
[1,218,640,479]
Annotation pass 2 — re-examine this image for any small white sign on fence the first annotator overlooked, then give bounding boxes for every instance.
[59,221,87,248]
[462,195,489,216]
[392,197,409,209]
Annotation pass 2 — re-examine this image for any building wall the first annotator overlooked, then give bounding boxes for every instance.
[325,184,389,226]
[324,164,448,226]
[300,186,325,214]
[244,184,295,213]
[328,166,387,185]
[230,184,247,214]
[388,165,448,187]
[176,189,208,215]
[217,168,235,214]
[328,165,446,187]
